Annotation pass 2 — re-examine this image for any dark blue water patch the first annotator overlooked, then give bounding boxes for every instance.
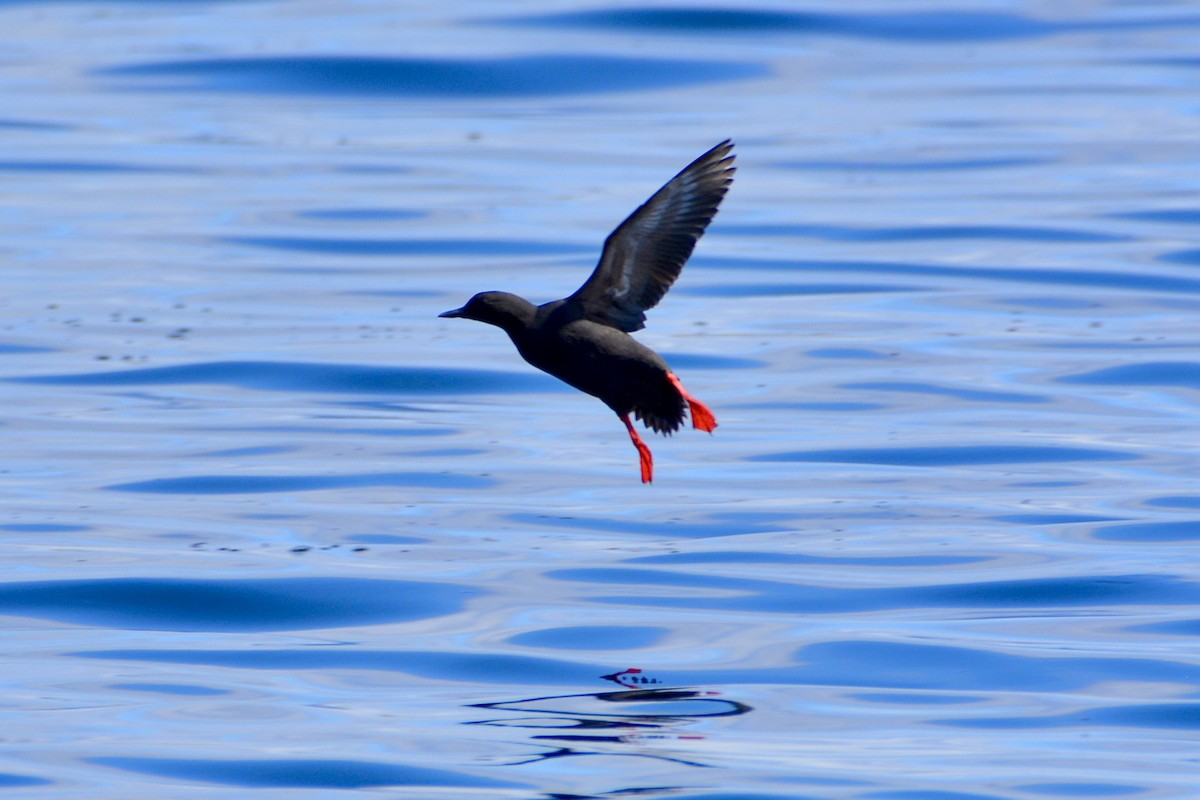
[1127,618,1200,636]
[809,348,889,360]
[0,341,54,354]
[107,471,492,494]
[224,235,589,257]
[0,523,89,533]
[0,117,70,131]
[749,444,1135,467]
[1016,782,1140,797]
[8,360,561,395]
[1059,361,1200,389]
[295,208,424,222]
[780,156,1054,172]
[1146,495,1200,509]
[199,445,295,457]
[658,352,764,370]
[724,222,1126,244]
[497,8,1079,42]
[508,512,786,539]
[692,255,1200,295]
[1114,209,1200,225]
[990,513,1123,525]
[679,282,913,298]
[0,159,193,173]
[626,551,987,568]
[88,757,522,790]
[344,534,426,545]
[97,54,768,97]
[1092,520,1200,542]
[550,568,1200,615]
[842,381,1048,404]
[0,577,477,632]
[509,625,665,650]
[0,774,52,788]
[110,683,229,696]
[939,703,1200,730]
[1160,248,1200,266]
[792,641,1197,693]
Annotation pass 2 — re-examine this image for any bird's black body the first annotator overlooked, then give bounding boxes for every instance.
[443,292,685,434]
[441,140,735,482]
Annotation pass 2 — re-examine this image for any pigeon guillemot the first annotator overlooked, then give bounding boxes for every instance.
[440,140,735,483]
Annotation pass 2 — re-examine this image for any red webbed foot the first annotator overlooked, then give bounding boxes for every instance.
[666,372,717,433]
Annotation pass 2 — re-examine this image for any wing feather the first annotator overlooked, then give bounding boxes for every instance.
[567,140,735,332]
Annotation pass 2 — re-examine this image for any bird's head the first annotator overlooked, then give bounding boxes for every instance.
[439,291,537,332]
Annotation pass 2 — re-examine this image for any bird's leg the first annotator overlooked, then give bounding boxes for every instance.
[621,413,654,484]
[666,372,717,433]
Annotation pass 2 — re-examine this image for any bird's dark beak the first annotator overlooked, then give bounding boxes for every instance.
[439,307,466,319]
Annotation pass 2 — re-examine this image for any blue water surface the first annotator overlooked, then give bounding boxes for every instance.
[3,1,1199,798]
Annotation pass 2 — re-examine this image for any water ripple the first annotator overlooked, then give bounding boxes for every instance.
[749,444,1135,467]
[78,638,1198,694]
[97,54,768,96]
[224,235,589,257]
[548,569,1197,614]
[939,703,1200,730]
[497,8,1083,42]
[89,757,523,790]
[696,256,1200,294]
[0,775,52,788]
[1093,521,1200,543]
[842,381,1048,404]
[0,577,477,631]
[1059,361,1200,389]
[724,222,1126,244]
[9,360,559,395]
[106,472,492,494]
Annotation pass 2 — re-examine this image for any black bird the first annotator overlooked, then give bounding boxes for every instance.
[440,140,734,483]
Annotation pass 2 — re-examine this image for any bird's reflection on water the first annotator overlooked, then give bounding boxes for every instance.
[467,670,751,770]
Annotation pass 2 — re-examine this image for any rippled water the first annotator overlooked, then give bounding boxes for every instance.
[4,1,1200,797]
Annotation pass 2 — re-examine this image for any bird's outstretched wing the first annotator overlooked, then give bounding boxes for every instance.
[567,140,735,332]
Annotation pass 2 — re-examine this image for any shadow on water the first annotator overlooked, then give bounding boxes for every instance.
[0,577,479,631]
[96,54,768,96]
